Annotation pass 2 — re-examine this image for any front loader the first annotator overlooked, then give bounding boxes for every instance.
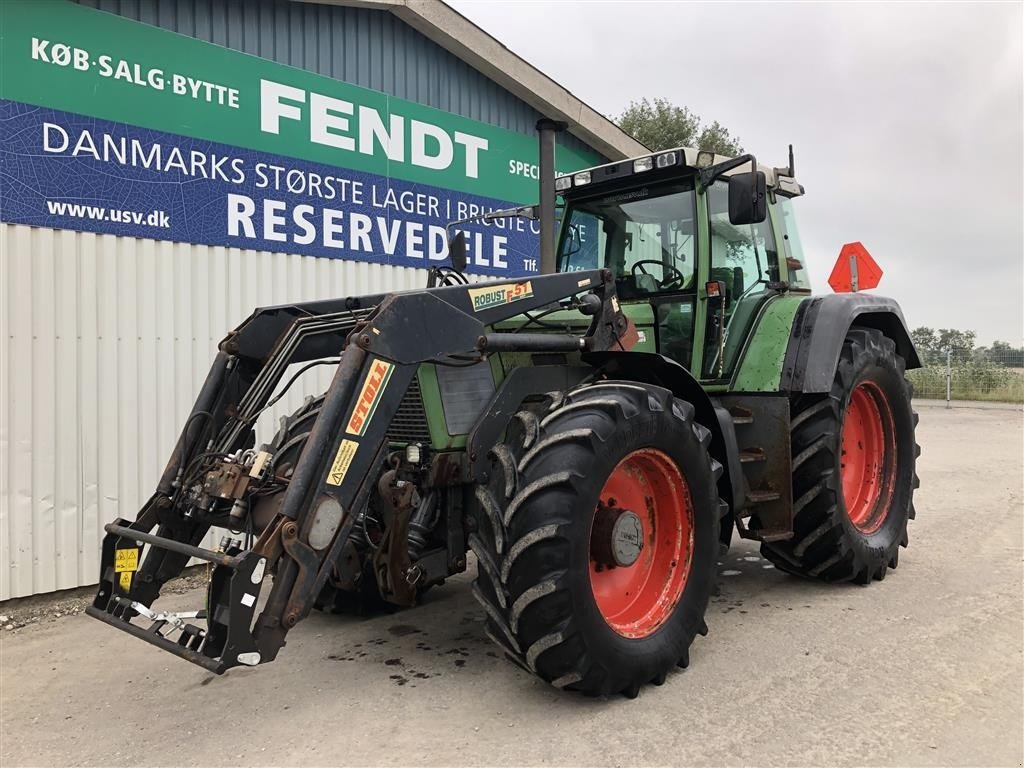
[88,136,921,697]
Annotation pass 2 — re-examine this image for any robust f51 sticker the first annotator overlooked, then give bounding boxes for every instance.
[467,281,534,312]
[346,358,394,436]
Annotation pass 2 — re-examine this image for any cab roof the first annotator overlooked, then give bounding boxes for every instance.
[557,146,805,198]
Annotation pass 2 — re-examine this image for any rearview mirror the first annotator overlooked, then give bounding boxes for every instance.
[563,224,582,258]
[728,171,767,225]
[447,231,467,272]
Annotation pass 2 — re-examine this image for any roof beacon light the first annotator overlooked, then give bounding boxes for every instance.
[633,156,654,173]
[554,175,572,192]
[655,151,678,169]
[695,151,716,168]
[573,170,592,187]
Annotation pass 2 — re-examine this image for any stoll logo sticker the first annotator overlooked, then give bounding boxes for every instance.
[346,358,395,436]
[467,281,534,312]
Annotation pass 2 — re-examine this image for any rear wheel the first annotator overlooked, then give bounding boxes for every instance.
[471,382,722,697]
[762,328,919,582]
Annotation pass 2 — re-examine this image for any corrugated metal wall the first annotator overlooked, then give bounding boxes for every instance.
[1,1,605,599]
[0,224,437,599]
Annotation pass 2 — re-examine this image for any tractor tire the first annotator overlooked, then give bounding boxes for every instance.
[471,381,722,698]
[761,328,919,583]
[265,394,325,476]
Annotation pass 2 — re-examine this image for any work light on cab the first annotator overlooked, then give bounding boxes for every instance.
[655,151,678,168]
[695,150,716,168]
[633,156,654,173]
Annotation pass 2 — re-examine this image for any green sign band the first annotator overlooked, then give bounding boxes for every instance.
[0,0,599,203]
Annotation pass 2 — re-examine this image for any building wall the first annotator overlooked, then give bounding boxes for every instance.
[1,0,605,599]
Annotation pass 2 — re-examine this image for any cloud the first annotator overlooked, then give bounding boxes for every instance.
[451,0,1023,344]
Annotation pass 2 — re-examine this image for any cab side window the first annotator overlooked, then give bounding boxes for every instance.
[702,181,780,378]
[707,182,778,297]
[774,196,811,290]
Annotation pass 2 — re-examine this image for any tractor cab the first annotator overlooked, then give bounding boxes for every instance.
[554,148,810,383]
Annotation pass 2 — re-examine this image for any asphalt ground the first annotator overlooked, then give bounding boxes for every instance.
[1,405,1021,767]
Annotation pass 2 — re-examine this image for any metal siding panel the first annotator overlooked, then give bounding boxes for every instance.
[55,230,81,589]
[5,224,35,598]
[0,217,8,597]
[77,233,101,587]
[31,228,56,594]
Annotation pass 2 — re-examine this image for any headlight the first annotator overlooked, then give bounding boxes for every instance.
[554,175,572,192]
[405,443,422,465]
[573,170,592,186]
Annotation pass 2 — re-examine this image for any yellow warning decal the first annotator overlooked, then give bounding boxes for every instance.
[118,571,133,592]
[326,439,359,487]
[467,281,534,312]
[346,359,394,436]
[114,548,138,573]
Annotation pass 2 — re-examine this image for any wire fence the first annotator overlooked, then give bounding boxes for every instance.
[909,349,1024,408]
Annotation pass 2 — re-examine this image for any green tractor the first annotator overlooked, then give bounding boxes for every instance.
[88,138,921,698]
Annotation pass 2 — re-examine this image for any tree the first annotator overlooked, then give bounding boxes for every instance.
[937,328,976,364]
[910,327,940,365]
[615,97,744,155]
[977,340,1024,367]
[910,326,977,365]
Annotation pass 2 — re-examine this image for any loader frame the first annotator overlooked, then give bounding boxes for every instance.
[87,268,634,673]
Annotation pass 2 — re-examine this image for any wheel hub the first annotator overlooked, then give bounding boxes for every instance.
[588,448,694,638]
[840,381,897,534]
[591,505,644,568]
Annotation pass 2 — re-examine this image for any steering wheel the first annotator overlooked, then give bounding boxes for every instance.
[631,260,687,290]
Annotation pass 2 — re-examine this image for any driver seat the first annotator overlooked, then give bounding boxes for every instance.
[635,273,659,293]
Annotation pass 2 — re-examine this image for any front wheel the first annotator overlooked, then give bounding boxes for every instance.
[762,328,919,582]
[471,382,722,697]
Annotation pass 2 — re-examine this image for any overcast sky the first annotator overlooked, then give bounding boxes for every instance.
[451,1,1023,346]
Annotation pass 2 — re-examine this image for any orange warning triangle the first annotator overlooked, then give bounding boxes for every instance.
[828,242,883,292]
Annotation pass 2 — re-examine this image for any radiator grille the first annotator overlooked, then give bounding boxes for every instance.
[387,376,432,444]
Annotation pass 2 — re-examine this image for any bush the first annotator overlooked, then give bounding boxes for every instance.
[908,361,1024,403]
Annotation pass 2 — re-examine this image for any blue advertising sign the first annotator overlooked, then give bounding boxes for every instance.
[0,101,542,277]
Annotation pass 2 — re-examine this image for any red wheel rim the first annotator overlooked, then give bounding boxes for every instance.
[589,449,694,638]
[840,381,896,533]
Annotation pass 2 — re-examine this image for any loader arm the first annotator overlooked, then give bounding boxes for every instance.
[87,269,632,673]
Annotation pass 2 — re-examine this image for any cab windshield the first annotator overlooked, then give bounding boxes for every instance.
[557,181,698,298]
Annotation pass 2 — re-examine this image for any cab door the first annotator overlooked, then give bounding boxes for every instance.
[698,180,781,381]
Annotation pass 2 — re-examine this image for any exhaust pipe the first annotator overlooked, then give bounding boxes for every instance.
[536,118,567,274]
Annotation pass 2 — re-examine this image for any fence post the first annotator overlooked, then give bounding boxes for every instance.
[946,348,952,409]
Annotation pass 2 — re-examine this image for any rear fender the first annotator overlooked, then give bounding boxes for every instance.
[781,294,921,393]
